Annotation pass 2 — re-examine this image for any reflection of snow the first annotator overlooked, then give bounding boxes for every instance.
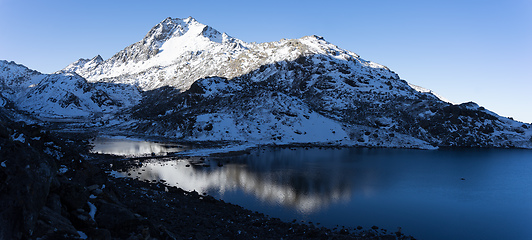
[90,137,183,156]
[117,159,352,213]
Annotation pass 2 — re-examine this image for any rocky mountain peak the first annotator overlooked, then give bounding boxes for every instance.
[141,16,230,48]
[91,55,103,63]
[59,55,104,75]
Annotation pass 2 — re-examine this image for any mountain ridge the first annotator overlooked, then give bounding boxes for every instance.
[1,17,531,149]
[59,17,395,93]
[1,60,139,120]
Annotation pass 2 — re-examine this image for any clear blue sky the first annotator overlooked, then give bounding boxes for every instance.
[1,0,531,123]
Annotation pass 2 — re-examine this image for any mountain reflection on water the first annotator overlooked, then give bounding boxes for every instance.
[116,149,372,213]
[91,137,185,156]
[113,146,532,240]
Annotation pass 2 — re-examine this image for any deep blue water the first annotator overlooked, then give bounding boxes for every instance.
[113,146,532,240]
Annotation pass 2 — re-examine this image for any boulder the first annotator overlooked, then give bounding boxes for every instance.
[34,206,79,238]
[95,200,145,237]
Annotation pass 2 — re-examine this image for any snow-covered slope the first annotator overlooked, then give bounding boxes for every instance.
[17,73,113,117]
[1,60,43,94]
[408,83,453,103]
[61,55,103,75]
[60,17,247,90]
[1,60,140,119]
[130,56,531,149]
[62,17,397,93]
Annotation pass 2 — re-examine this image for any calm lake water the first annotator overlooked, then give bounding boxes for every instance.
[91,137,185,156]
[101,140,532,240]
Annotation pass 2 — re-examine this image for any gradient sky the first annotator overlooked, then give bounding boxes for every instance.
[1,0,531,123]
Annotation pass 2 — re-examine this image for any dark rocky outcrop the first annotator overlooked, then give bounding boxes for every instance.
[0,121,55,239]
[0,115,170,239]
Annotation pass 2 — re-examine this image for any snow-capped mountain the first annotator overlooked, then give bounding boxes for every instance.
[61,17,395,93]
[61,55,103,75]
[60,17,249,91]
[0,60,139,119]
[3,17,531,148]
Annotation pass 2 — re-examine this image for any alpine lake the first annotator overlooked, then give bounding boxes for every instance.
[92,137,532,240]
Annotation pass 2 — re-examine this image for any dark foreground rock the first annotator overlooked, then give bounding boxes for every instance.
[0,115,414,239]
[0,117,162,239]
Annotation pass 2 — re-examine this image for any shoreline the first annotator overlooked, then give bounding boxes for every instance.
[83,132,418,239]
[98,152,414,239]
[0,119,415,239]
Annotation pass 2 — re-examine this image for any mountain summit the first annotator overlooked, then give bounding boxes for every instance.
[110,16,237,64]
[1,17,531,149]
[60,17,395,92]
[60,17,249,90]
[144,17,231,45]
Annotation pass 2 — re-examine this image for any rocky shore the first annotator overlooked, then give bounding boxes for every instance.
[0,117,415,239]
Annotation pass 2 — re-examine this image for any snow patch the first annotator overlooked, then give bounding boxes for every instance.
[107,170,128,178]
[409,83,453,103]
[11,133,25,143]
[58,165,68,174]
[87,202,97,221]
[77,231,88,239]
